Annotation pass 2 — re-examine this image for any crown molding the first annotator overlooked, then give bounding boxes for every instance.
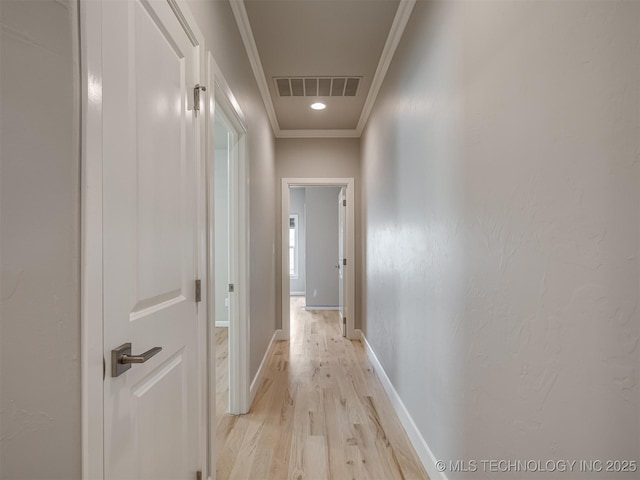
[229,0,281,134]
[278,129,359,139]
[356,0,416,136]
[230,0,416,139]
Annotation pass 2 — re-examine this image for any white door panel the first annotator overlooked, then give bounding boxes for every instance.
[132,354,188,479]
[102,0,200,478]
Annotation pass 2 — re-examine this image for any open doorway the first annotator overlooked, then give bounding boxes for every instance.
[206,52,251,435]
[288,186,346,341]
[209,94,249,418]
[281,178,356,340]
[213,109,233,419]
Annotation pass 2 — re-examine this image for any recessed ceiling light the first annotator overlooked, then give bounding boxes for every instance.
[311,102,326,110]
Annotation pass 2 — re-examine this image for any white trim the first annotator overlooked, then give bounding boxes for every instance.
[229,0,415,138]
[359,331,448,480]
[281,178,357,340]
[278,129,360,139]
[274,328,288,341]
[355,0,416,135]
[206,52,251,418]
[214,321,229,328]
[249,329,280,405]
[80,0,103,477]
[290,291,305,296]
[228,0,280,134]
[208,55,247,132]
[305,306,339,311]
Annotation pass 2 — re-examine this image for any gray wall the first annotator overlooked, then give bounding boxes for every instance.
[289,187,306,295]
[275,138,361,327]
[361,1,640,478]
[305,187,341,308]
[187,0,277,380]
[1,1,81,478]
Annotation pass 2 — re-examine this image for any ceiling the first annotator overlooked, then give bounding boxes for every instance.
[233,0,415,137]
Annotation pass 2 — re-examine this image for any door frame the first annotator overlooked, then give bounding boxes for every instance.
[205,51,251,423]
[281,178,356,340]
[338,187,346,336]
[80,0,208,478]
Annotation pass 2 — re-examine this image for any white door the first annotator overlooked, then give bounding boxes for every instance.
[102,1,202,478]
[338,187,346,336]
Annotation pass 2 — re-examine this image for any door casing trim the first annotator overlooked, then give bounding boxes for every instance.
[80,0,104,477]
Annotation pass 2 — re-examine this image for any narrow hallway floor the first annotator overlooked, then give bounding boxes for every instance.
[216,296,429,479]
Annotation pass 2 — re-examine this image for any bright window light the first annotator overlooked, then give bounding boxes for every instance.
[289,215,299,278]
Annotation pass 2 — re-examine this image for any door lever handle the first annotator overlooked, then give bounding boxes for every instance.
[120,346,162,364]
[111,343,162,377]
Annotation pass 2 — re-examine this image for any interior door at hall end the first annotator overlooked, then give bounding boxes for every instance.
[102,1,202,479]
[338,187,346,336]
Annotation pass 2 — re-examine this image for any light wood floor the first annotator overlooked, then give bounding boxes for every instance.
[215,297,429,480]
[216,326,229,418]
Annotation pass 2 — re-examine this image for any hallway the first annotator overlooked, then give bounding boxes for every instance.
[215,298,428,479]
[2,0,638,478]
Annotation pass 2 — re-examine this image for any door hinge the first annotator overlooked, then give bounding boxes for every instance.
[195,279,201,303]
[343,258,347,266]
[228,283,235,293]
[196,471,202,480]
[194,84,206,115]
[343,199,346,207]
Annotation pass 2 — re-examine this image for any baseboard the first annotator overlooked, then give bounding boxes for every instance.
[290,291,305,296]
[249,329,280,405]
[274,328,288,341]
[305,305,339,311]
[360,331,448,480]
[215,320,229,328]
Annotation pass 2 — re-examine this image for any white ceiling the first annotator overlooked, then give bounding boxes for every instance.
[240,0,404,135]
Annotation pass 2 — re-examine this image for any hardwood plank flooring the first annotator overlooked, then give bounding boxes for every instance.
[216,326,229,418]
[216,297,429,480]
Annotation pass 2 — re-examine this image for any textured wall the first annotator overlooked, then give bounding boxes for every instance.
[361,1,640,478]
[0,1,81,478]
[275,138,362,328]
[187,0,277,380]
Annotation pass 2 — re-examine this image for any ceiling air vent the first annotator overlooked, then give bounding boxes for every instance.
[274,77,361,97]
